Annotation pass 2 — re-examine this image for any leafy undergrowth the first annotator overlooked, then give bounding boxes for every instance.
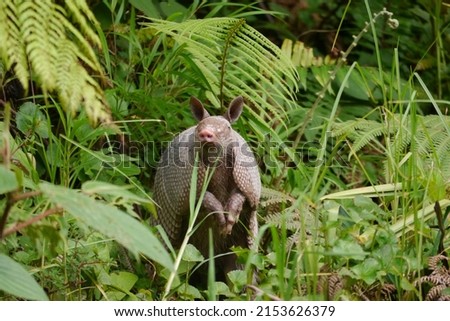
[1,0,449,301]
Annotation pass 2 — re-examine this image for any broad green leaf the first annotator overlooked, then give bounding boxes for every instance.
[268,266,292,279]
[97,269,112,285]
[182,244,204,262]
[0,254,48,300]
[0,165,18,194]
[39,182,173,271]
[335,66,370,101]
[329,239,367,261]
[16,102,49,138]
[110,271,138,292]
[400,278,416,291]
[178,283,203,300]
[129,0,160,18]
[103,154,141,176]
[82,181,151,204]
[227,270,247,292]
[0,122,36,177]
[213,281,234,297]
[105,272,139,301]
[45,143,63,167]
[160,0,188,18]
[350,258,383,285]
[106,290,128,301]
[105,90,129,117]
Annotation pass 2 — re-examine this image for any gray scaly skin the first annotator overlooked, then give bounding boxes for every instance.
[153,96,261,278]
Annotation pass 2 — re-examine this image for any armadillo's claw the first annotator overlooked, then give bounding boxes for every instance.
[225,214,235,235]
[222,193,244,235]
[214,212,228,236]
[215,212,236,236]
[220,212,239,236]
[215,212,226,226]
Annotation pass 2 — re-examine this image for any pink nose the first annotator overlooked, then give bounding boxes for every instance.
[198,128,215,142]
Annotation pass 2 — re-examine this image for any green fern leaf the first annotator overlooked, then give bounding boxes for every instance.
[144,17,298,121]
[0,1,29,89]
[0,0,110,124]
[333,113,450,181]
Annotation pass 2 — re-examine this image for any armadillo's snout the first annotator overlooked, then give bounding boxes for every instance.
[198,128,216,143]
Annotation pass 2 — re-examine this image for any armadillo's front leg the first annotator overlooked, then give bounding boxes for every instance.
[202,191,227,231]
[224,191,246,234]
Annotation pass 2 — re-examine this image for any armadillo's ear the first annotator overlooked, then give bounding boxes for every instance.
[190,97,210,121]
[225,96,244,123]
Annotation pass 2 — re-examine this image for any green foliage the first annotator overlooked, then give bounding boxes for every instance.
[332,113,450,183]
[1,0,450,302]
[40,182,173,271]
[0,253,48,300]
[0,0,111,123]
[16,102,49,139]
[144,17,298,118]
[0,164,18,194]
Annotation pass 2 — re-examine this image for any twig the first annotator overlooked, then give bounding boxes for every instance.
[0,192,15,238]
[11,190,41,201]
[2,206,63,238]
[246,284,282,301]
[0,190,42,238]
[434,201,449,268]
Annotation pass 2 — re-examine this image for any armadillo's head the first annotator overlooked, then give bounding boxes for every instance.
[195,116,232,147]
[196,117,231,165]
[190,96,244,165]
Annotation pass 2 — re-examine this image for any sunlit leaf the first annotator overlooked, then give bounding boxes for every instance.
[0,254,48,300]
[0,165,18,194]
[350,258,383,285]
[39,182,173,271]
[182,244,204,262]
[110,271,138,292]
[16,102,49,138]
[330,239,367,261]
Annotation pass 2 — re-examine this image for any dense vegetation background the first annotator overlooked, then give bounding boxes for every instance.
[1,0,449,300]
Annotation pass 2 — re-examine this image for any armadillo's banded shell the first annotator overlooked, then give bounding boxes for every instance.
[153,126,196,246]
[153,119,261,256]
[231,131,261,207]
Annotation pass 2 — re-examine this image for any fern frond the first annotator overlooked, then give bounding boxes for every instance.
[414,254,450,300]
[144,18,298,121]
[56,39,108,120]
[332,118,387,153]
[0,1,29,89]
[64,0,101,48]
[20,1,60,91]
[260,186,296,208]
[0,0,110,124]
[282,39,337,68]
[333,113,450,181]
[265,211,300,231]
[351,122,386,152]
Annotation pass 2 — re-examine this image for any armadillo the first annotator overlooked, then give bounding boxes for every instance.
[153,96,261,279]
